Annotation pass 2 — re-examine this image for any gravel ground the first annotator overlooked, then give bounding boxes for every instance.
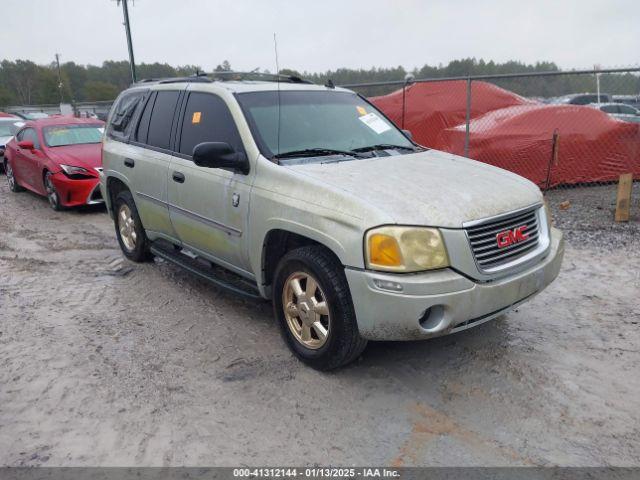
[0,180,639,467]
[545,183,640,249]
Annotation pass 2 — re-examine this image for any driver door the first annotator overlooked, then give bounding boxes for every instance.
[167,90,252,275]
[13,128,42,191]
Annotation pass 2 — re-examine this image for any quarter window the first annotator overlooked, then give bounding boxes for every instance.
[178,92,243,156]
[107,90,146,139]
[147,91,181,150]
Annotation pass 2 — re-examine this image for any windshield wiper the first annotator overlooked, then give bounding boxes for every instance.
[351,144,420,153]
[273,148,362,159]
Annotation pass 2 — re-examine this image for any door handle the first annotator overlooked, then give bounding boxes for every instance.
[172,171,185,183]
[124,158,135,168]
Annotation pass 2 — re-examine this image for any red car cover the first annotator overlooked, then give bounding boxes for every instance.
[371,81,640,187]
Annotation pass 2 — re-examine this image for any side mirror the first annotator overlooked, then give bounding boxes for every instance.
[18,140,35,150]
[192,142,249,174]
[402,129,413,140]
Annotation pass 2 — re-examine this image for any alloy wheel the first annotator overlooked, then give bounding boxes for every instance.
[282,271,331,349]
[118,204,137,251]
[6,163,15,190]
[44,173,59,209]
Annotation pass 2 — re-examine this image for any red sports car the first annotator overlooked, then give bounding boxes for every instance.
[4,117,105,210]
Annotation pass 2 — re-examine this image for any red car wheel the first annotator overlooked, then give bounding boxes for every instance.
[44,171,63,211]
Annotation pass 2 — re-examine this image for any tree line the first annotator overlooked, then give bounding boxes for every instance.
[1,58,638,107]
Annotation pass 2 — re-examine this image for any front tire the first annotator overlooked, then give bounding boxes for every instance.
[5,160,24,192]
[273,246,367,370]
[114,190,153,262]
[44,171,63,211]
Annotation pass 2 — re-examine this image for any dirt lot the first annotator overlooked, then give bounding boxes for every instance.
[0,180,639,467]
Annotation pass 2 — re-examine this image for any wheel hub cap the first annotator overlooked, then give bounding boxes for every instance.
[45,176,57,206]
[282,272,331,349]
[6,164,14,188]
[118,205,137,251]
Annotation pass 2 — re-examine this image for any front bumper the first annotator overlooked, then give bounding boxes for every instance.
[345,227,564,341]
[50,172,103,207]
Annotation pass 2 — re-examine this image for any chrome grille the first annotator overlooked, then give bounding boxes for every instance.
[466,207,540,271]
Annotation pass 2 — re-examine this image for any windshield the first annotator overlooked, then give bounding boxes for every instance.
[44,124,104,147]
[0,122,20,137]
[236,90,415,162]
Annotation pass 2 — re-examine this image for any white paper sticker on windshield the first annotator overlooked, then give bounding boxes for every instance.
[359,112,391,134]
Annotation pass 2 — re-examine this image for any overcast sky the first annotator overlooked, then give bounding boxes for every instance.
[2,0,638,72]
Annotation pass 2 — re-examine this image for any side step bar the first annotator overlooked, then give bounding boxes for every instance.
[150,243,264,301]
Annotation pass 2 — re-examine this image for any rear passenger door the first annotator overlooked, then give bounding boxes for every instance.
[129,88,183,241]
[167,89,253,275]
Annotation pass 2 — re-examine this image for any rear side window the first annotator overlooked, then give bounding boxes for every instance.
[601,105,619,113]
[107,90,146,140]
[147,91,180,150]
[134,92,156,144]
[178,92,243,156]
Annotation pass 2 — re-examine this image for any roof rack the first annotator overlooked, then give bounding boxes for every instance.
[136,75,213,85]
[134,71,313,86]
[211,71,313,84]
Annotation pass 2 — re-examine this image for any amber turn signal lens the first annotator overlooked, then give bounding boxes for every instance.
[368,234,403,267]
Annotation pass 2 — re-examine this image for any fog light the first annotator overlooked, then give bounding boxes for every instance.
[373,278,403,292]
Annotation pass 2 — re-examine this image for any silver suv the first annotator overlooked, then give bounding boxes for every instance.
[101,73,564,370]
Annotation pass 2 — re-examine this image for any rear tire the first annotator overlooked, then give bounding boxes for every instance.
[114,190,153,262]
[5,160,24,192]
[273,246,367,370]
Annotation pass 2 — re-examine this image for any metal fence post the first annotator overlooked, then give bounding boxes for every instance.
[464,77,472,158]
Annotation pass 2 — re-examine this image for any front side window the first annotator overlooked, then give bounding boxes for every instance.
[178,92,244,156]
[44,124,104,147]
[146,90,180,150]
[618,105,638,115]
[600,105,618,114]
[20,128,40,149]
[236,90,415,163]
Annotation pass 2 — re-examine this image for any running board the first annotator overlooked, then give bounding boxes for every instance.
[150,243,263,301]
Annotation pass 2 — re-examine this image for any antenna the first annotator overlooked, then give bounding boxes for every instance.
[274,33,282,156]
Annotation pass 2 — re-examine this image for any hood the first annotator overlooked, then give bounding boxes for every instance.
[286,149,542,228]
[47,143,102,171]
[0,135,13,147]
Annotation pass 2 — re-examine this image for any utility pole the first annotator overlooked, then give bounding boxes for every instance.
[55,53,64,103]
[117,0,137,83]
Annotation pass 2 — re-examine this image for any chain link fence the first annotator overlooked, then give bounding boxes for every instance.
[344,68,640,245]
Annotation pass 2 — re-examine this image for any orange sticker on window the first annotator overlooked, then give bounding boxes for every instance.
[356,106,367,116]
[192,111,202,124]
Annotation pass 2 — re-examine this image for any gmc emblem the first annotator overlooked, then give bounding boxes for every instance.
[496,225,529,248]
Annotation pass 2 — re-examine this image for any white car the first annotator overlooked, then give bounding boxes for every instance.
[0,117,25,172]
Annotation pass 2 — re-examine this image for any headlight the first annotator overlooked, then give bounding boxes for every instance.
[60,164,90,176]
[365,226,449,273]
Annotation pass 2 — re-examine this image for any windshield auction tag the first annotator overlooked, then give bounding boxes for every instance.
[358,112,391,134]
[192,112,202,124]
